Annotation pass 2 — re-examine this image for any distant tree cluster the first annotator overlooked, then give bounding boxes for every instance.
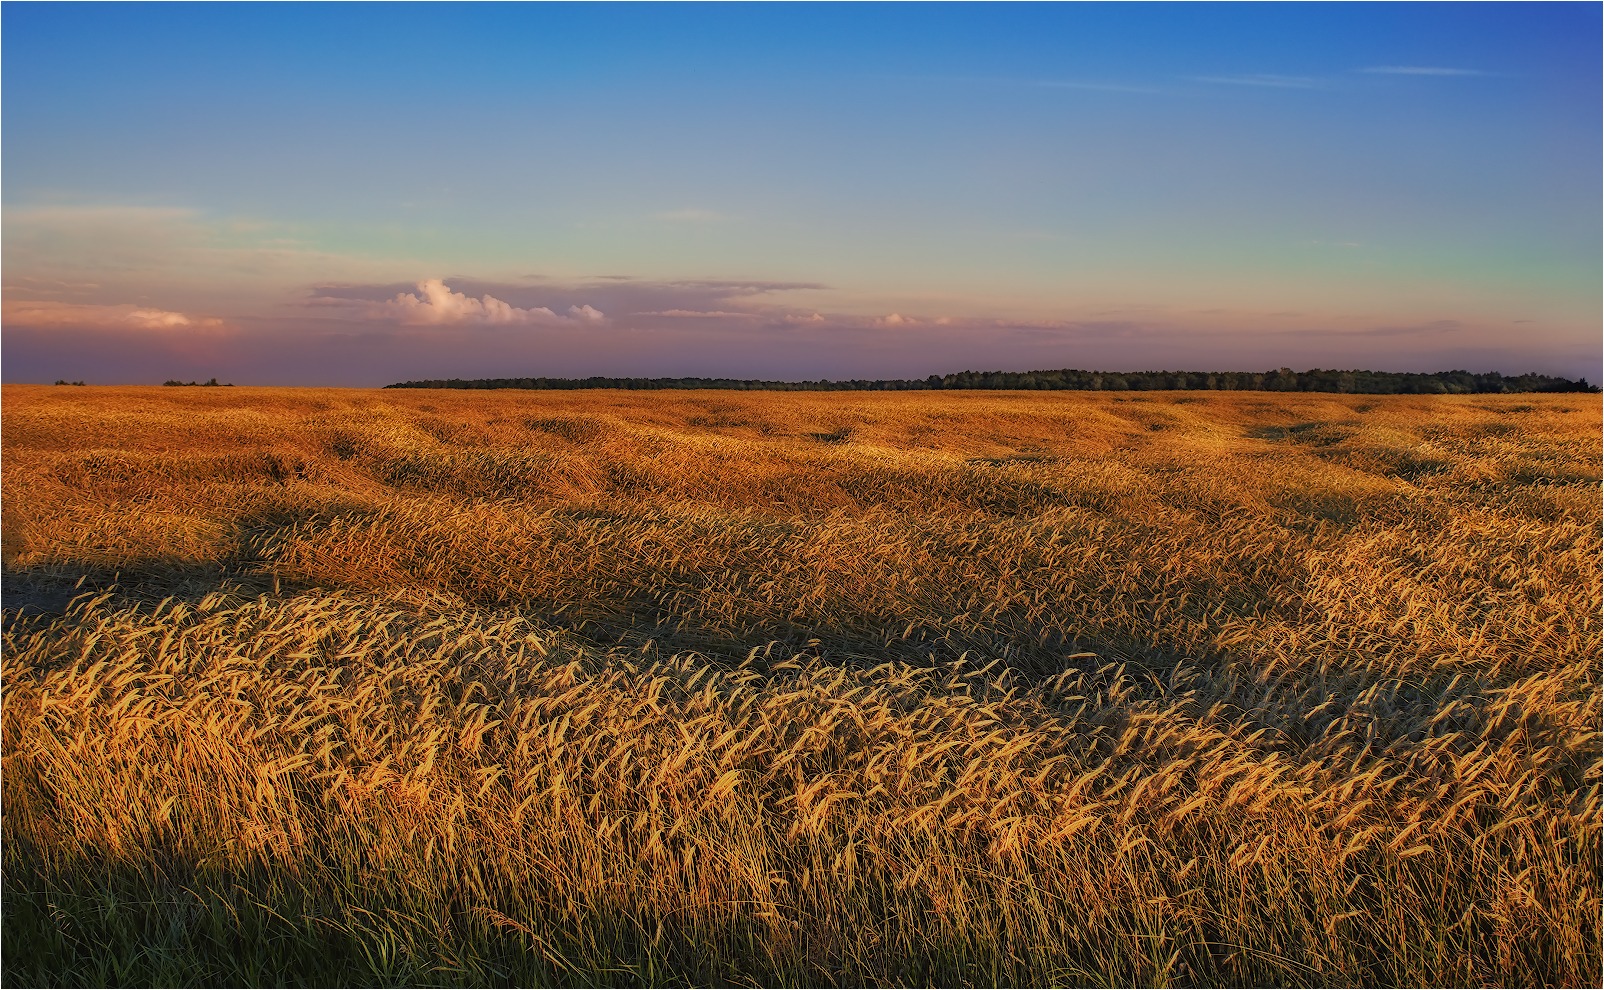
[162,378,233,387]
[53,380,87,386]
[386,368,1598,394]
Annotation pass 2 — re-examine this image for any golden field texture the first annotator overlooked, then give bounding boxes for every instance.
[2,385,1600,986]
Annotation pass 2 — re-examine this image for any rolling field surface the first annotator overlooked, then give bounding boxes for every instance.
[2,385,1600,986]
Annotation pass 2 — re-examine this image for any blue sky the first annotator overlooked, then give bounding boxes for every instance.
[3,2,1598,385]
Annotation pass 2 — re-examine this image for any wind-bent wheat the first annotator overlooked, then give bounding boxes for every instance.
[2,385,1599,985]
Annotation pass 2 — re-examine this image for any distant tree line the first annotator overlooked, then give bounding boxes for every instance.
[163,378,233,387]
[386,368,1598,394]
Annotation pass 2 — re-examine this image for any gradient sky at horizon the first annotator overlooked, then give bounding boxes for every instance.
[3,2,1599,386]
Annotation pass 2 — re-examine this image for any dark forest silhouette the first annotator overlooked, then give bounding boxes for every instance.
[387,368,1597,394]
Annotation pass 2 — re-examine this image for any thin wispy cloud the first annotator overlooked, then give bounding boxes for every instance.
[1191,74,1324,89]
[1363,319,1461,338]
[2,275,103,298]
[637,310,756,320]
[990,318,1156,337]
[665,279,829,295]
[1359,66,1487,77]
[3,200,405,303]
[1287,319,1463,339]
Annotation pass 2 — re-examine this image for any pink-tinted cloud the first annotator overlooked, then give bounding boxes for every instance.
[3,298,239,381]
[2,298,230,333]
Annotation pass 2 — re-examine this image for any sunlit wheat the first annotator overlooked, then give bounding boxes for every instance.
[2,385,1598,985]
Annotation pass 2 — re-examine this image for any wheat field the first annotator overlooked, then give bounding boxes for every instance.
[2,384,1599,987]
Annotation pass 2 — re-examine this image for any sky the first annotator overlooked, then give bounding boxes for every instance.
[3,2,1599,386]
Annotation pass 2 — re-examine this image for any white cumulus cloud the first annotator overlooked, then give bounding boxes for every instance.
[383,279,606,327]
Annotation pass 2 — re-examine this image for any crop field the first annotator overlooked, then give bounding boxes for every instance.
[2,384,1599,987]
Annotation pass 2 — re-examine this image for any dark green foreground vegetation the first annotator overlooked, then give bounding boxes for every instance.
[388,367,1598,394]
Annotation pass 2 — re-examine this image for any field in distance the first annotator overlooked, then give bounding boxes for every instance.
[3,385,1599,986]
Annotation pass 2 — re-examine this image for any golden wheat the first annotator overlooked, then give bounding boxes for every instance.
[2,385,1599,985]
